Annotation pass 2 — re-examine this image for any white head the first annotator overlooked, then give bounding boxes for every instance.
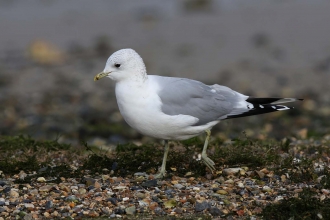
[94,48,147,83]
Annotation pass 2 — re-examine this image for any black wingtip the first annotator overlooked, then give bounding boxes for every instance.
[298,98,304,101]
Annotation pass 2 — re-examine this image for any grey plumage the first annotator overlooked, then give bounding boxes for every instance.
[153,76,301,125]
[154,76,247,125]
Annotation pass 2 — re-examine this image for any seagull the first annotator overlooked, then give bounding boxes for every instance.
[94,48,302,178]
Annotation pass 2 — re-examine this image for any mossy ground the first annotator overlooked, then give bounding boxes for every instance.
[1,134,330,219]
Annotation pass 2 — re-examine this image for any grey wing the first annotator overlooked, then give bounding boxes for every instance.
[155,76,245,126]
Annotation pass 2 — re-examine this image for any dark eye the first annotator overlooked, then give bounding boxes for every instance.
[115,63,121,68]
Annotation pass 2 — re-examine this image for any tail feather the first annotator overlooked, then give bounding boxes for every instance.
[246,97,303,105]
[226,97,302,119]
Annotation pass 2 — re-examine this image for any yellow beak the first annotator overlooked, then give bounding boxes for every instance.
[94,71,110,81]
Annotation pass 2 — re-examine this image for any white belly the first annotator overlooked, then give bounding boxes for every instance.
[115,80,215,140]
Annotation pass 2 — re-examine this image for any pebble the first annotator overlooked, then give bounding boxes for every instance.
[79,188,87,194]
[108,197,117,205]
[262,186,272,192]
[164,199,177,208]
[45,201,53,209]
[195,201,210,212]
[24,203,34,209]
[174,183,184,189]
[142,179,158,187]
[136,192,146,199]
[37,177,46,182]
[39,185,52,192]
[209,207,222,216]
[223,168,242,175]
[9,190,19,198]
[3,187,11,193]
[216,189,228,195]
[125,206,136,215]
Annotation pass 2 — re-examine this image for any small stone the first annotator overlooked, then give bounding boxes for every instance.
[79,188,87,194]
[125,206,136,215]
[23,214,33,220]
[84,177,96,187]
[24,203,34,209]
[275,196,284,201]
[39,185,52,192]
[174,184,184,189]
[173,207,183,214]
[184,171,193,176]
[9,190,19,198]
[224,179,234,184]
[260,168,269,174]
[102,207,111,215]
[45,201,53,209]
[30,189,38,195]
[216,189,228,195]
[195,201,210,212]
[139,200,148,207]
[239,169,246,175]
[237,182,245,188]
[19,171,27,180]
[135,176,145,182]
[164,199,177,208]
[187,198,196,204]
[87,185,95,191]
[72,206,81,212]
[136,192,145,199]
[193,187,200,191]
[142,179,157,187]
[113,185,126,190]
[134,172,148,176]
[256,171,265,179]
[94,181,101,188]
[43,212,50,217]
[66,195,78,202]
[102,175,110,181]
[60,185,70,192]
[37,177,46,182]
[262,186,272,192]
[223,168,241,175]
[3,187,11,193]
[70,185,78,190]
[107,197,117,205]
[154,207,163,215]
[322,189,330,195]
[209,207,222,216]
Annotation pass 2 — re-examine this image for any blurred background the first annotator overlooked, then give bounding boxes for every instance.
[0,0,329,145]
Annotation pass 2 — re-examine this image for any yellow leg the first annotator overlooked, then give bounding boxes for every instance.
[201,129,215,172]
[154,140,169,179]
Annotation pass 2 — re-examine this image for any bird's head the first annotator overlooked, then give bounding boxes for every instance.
[94,48,147,82]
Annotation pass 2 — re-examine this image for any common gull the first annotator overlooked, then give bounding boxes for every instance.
[94,48,302,178]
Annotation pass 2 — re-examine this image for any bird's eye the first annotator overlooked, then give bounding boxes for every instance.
[115,63,121,68]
